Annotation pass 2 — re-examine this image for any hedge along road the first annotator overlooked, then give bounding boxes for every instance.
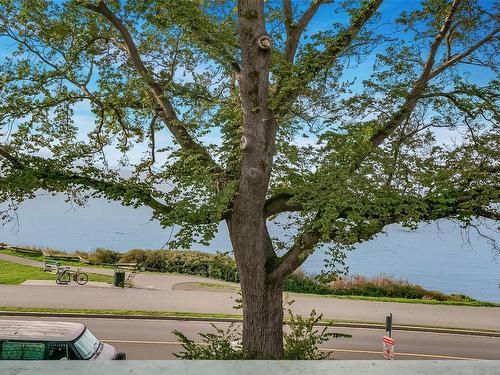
[1,252,500,332]
[1,316,499,360]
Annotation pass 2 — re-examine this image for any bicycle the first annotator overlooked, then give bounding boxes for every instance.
[56,267,89,285]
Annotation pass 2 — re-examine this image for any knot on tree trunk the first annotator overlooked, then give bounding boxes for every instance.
[257,34,272,50]
[240,135,250,150]
[246,167,264,179]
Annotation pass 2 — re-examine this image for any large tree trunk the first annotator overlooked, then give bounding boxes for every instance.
[232,0,282,359]
[228,219,284,359]
[240,269,284,359]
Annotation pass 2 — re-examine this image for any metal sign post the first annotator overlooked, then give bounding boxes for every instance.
[383,313,394,360]
[385,313,393,337]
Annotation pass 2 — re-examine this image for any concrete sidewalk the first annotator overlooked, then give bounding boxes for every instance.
[1,284,500,331]
[1,252,500,332]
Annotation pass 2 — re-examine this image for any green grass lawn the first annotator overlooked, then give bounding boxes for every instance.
[0,259,113,285]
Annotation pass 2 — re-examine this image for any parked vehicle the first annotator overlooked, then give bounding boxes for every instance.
[0,320,126,360]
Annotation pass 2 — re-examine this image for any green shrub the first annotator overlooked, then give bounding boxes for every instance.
[174,324,245,360]
[76,248,121,264]
[328,275,419,298]
[88,248,121,264]
[119,249,149,264]
[327,275,461,300]
[144,250,168,271]
[443,293,476,302]
[284,309,350,360]
[284,270,332,295]
[128,249,240,282]
[173,309,350,360]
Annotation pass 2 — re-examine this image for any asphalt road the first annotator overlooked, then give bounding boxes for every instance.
[1,316,499,360]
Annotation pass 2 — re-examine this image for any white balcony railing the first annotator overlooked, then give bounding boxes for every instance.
[1,360,499,375]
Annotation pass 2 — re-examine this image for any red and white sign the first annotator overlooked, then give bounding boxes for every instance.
[383,336,395,360]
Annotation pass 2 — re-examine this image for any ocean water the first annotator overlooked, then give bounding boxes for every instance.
[1,194,499,302]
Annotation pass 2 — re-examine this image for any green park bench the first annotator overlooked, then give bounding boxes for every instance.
[43,259,61,273]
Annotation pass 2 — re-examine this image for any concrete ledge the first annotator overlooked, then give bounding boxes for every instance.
[2,361,500,375]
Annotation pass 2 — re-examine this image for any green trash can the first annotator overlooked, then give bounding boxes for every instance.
[114,270,126,288]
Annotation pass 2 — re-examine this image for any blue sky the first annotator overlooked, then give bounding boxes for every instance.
[1,0,497,164]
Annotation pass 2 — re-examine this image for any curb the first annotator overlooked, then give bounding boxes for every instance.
[1,310,500,338]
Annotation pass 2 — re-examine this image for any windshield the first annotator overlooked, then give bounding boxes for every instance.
[74,329,100,359]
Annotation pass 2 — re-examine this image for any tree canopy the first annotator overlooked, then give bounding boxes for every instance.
[0,0,498,274]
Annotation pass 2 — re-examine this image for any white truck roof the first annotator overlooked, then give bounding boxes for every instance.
[0,320,85,341]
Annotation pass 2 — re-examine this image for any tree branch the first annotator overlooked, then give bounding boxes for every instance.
[84,1,222,174]
[284,0,333,62]
[273,0,382,115]
[269,182,499,280]
[307,0,382,69]
[0,147,169,214]
[474,207,500,221]
[148,113,159,171]
[268,228,322,282]
[0,147,24,170]
[189,22,241,73]
[0,149,233,224]
[367,0,462,150]
[264,191,303,217]
[429,27,500,80]
[283,0,293,37]
[420,91,494,126]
